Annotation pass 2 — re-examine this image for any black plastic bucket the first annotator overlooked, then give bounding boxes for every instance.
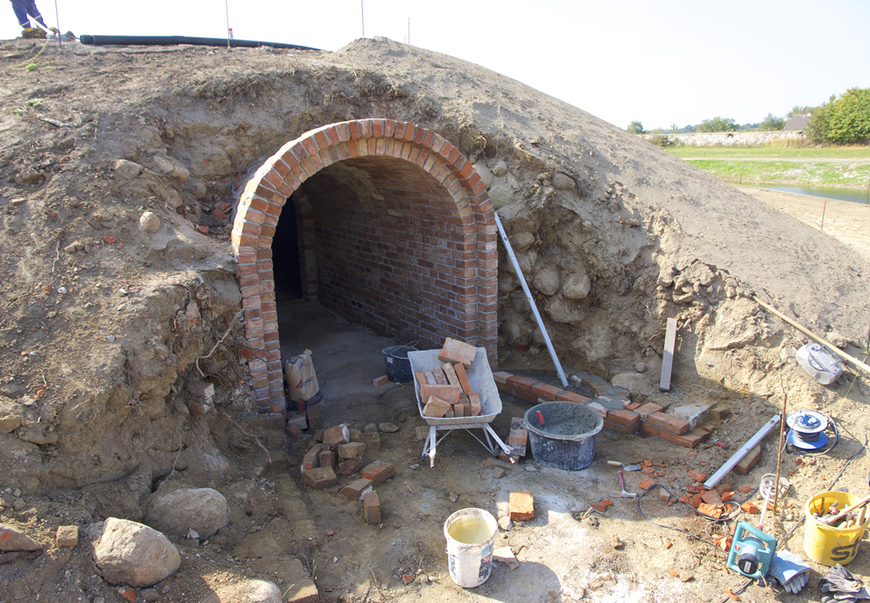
[382,344,417,383]
[523,401,603,471]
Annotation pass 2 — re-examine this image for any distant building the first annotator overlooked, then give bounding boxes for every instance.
[784,113,812,131]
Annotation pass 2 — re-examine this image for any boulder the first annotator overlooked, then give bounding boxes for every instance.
[473,162,494,189]
[145,487,229,539]
[562,271,592,300]
[93,518,181,587]
[551,173,575,190]
[532,264,561,296]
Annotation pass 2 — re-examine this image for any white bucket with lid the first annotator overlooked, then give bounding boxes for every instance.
[443,508,498,588]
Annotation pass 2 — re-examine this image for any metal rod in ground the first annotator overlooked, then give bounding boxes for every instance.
[773,378,788,516]
[494,213,568,388]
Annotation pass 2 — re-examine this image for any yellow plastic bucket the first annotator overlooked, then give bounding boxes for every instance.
[804,491,869,566]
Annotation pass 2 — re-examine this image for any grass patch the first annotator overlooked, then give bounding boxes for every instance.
[685,159,870,187]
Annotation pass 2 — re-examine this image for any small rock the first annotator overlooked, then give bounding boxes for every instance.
[611,534,624,550]
[551,173,574,190]
[415,426,429,441]
[491,160,508,177]
[378,422,399,433]
[498,516,513,531]
[448,492,459,502]
[0,525,42,551]
[493,467,506,479]
[113,159,142,179]
[363,423,378,433]
[138,211,160,233]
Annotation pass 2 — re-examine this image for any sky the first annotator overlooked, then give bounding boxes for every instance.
[4,0,869,131]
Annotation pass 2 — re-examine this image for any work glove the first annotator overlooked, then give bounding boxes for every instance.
[819,564,870,602]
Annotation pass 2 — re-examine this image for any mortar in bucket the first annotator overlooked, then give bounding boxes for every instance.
[382,343,417,383]
[805,490,869,566]
[523,401,603,471]
[443,508,498,588]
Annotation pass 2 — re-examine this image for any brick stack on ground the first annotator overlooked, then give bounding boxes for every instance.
[300,421,394,524]
[492,371,712,449]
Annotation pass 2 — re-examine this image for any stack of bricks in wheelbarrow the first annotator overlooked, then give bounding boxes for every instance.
[417,337,482,418]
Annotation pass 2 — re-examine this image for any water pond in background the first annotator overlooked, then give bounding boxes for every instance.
[755,185,869,205]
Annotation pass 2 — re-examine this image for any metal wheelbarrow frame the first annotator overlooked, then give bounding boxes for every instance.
[408,348,513,467]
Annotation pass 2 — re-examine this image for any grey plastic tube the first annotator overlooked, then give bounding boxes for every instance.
[79,35,318,51]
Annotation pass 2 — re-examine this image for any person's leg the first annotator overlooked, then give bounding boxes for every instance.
[22,0,44,26]
[10,0,31,28]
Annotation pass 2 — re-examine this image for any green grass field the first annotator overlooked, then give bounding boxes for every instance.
[664,145,870,188]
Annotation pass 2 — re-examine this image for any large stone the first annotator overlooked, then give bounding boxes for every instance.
[491,160,508,177]
[473,162,493,189]
[114,159,142,179]
[610,372,647,395]
[0,399,23,433]
[152,153,189,181]
[532,264,561,296]
[551,173,575,190]
[562,271,592,300]
[214,578,282,603]
[139,211,161,233]
[510,232,536,252]
[544,298,586,324]
[145,487,229,539]
[0,524,42,551]
[488,181,514,209]
[93,518,181,587]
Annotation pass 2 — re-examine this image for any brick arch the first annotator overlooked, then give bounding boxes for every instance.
[231,119,498,412]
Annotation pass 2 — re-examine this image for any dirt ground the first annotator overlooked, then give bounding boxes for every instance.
[1,36,870,603]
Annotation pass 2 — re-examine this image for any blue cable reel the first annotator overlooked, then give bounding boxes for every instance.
[786,410,829,451]
[727,522,777,580]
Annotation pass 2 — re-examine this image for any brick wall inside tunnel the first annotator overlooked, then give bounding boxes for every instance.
[231,119,499,412]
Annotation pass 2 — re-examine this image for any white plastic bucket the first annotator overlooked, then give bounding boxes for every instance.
[443,508,498,588]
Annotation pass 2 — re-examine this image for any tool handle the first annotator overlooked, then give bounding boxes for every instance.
[819,492,870,525]
[606,461,623,467]
[618,470,625,488]
[536,411,545,426]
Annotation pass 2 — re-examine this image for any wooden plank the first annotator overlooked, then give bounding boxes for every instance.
[659,318,677,391]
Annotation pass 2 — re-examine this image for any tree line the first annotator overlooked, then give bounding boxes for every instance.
[628,87,870,144]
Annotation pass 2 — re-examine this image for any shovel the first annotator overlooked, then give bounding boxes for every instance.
[607,460,641,472]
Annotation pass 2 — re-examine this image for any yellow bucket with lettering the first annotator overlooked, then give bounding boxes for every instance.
[804,491,869,566]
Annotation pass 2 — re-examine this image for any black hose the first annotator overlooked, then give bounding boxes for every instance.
[79,34,318,51]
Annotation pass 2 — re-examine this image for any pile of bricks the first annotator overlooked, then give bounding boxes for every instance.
[299,422,393,525]
[492,371,711,449]
[417,338,482,418]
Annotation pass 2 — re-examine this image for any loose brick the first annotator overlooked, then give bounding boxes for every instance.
[442,363,461,386]
[338,442,366,459]
[373,375,390,387]
[607,409,640,429]
[507,417,528,456]
[453,362,474,394]
[509,491,534,521]
[349,428,363,443]
[301,444,323,471]
[734,444,762,475]
[302,467,337,490]
[698,503,723,519]
[362,461,395,486]
[56,525,79,548]
[423,396,451,418]
[318,449,336,469]
[307,405,323,431]
[635,403,663,418]
[363,491,381,525]
[692,472,708,483]
[639,478,656,491]
[438,337,477,367]
[469,392,482,416]
[646,412,691,435]
[286,423,304,440]
[415,371,430,387]
[432,366,448,385]
[339,478,373,499]
[453,403,466,417]
[338,456,364,476]
[420,384,462,405]
[361,432,381,451]
[323,424,350,447]
[701,490,723,506]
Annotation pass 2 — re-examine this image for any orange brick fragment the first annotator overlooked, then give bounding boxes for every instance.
[738,486,754,493]
[639,478,656,491]
[692,472,708,483]
[698,503,723,519]
[669,570,680,577]
[591,500,612,513]
[721,491,735,502]
[741,502,759,514]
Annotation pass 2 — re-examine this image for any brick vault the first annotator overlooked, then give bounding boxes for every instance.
[231,119,499,412]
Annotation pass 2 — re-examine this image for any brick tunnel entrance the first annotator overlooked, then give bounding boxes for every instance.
[231,119,499,412]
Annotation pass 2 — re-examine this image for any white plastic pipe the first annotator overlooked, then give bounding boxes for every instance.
[494,213,568,388]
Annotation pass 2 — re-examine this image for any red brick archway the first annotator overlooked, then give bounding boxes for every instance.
[231,119,498,412]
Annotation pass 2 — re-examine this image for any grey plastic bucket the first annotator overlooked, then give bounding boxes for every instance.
[382,344,417,383]
[523,401,603,471]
